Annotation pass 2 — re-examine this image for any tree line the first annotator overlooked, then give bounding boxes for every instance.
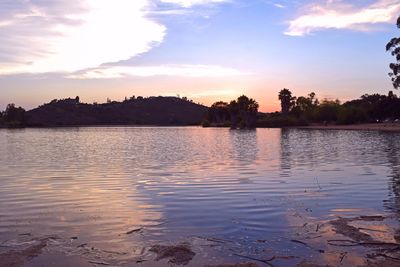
[268,89,400,127]
[202,95,259,129]
[0,104,26,128]
[204,89,400,129]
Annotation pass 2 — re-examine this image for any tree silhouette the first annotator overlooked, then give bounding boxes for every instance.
[316,99,341,122]
[278,88,295,114]
[229,100,240,129]
[206,95,259,129]
[2,104,26,127]
[290,92,319,120]
[295,92,318,112]
[208,101,230,123]
[236,95,259,129]
[387,16,400,89]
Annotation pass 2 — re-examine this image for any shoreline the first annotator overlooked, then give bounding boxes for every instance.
[294,123,400,132]
[2,123,400,131]
[0,124,202,129]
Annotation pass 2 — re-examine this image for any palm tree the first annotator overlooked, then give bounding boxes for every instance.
[231,95,259,129]
[279,88,295,115]
[245,97,259,129]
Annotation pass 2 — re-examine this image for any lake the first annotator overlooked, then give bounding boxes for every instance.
[1,127,400,267]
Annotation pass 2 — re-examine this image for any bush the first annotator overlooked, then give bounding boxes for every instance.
[257,115,308,128]
[337,106,367,125]
[201,119,211,127]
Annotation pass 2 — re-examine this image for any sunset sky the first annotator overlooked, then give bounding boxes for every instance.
[0,0,399,112]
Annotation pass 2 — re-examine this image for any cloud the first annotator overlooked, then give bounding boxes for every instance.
[263,1,287,9]
[159,0,229,8]
[0,0,235,77]
[67,65,252,79]
[273,3,286,9]
[285,0,400,36]
[0,0,166,75]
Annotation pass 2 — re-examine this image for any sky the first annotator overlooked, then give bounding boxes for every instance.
[0,0,399,112]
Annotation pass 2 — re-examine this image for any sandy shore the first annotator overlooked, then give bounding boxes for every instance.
[296,123,400,132]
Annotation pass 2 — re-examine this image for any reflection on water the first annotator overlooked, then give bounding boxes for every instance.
[383,133,400,214]
[0,127,400,266]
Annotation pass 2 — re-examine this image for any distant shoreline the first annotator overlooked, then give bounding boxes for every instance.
[0,124,201,129]
[294,123,400,132]
[2,122,400,132]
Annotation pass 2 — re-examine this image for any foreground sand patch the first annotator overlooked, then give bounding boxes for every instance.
[149,243,196,265]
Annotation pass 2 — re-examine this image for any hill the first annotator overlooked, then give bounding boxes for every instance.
[24,96,207,127]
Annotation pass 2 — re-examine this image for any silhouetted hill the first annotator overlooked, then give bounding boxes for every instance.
[25,96,207,126]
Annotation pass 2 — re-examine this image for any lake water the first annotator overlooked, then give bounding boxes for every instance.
[1,127,400,266]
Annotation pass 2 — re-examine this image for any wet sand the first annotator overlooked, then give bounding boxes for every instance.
[296,123,400,132]
[2,213,400,267]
